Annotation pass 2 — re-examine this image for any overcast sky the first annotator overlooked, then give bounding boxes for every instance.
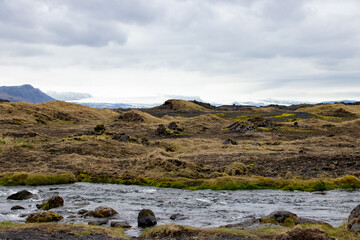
[1,0,359,104]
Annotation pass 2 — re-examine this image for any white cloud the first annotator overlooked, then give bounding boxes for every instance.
[0,0,359,104]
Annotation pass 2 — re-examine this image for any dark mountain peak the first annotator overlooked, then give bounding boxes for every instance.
[0,84,55,103]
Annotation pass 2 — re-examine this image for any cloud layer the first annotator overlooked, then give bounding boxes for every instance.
[0,0,359,103]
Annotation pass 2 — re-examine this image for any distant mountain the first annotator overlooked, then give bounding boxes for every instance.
[47,91,92,101]
[0,84,55,103]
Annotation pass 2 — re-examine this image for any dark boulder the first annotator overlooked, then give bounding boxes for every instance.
[7,190,33,200]
[227,122,254,133]
[275,227,335,240]
[88,219,108,226]
[138,209,157,228]
[77,209,89,215]
[110,221,132,228]
[37,195,64,210]
[94,124,106,132]
[348,204,360,222]
[11,205,25,210]
[156,124,168,136]
[92,206,118,218]
[222,139,238,145]
[26,211,63,223]
[294,217,331,226]
[168,122,183,131]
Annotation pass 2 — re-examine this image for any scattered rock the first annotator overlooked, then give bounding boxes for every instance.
[265,211,298,223]
[138,209,157,228]
[275,227,335,240]
[77,209,89,215]
[167,122,184,132]
[252,142,260,146]
[156,124,168,136]
[26,211,63,223]
[11,205,25,210]
[94,124,106,132]
[92,206,118,218]
[294,217,331,226]
[170,213,187,220]
[248,117,273,127]
[88,219,108,226]
[328,134,335,137]
[110,221,131,228]
[113,133,130,142]
[293,122,299,127]
[37,195,64,210]
[7,190,33,200]
[222,139,238,145]
[227,122,254,133]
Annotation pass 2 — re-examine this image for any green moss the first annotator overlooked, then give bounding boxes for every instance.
[0,172,77,186]
[0,140,5,145]
[214,113,226,117]
[266,113,295,118]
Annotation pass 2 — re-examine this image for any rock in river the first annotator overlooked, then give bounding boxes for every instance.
[92,206,118,218]
[11,205,25,210]
[138,209,157,228]
[37,195,64,210]
[7,190,33,200]
[26,211,63,223]
[348,204,360,233]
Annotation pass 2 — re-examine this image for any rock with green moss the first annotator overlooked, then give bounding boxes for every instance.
[138,209,157,228]
[37,195,64,210]
[348,204,360,232]
[92,206,118,218]
[26,211,63,223]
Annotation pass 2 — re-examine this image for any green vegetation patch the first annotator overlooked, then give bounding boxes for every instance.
[76,173,360,192]
[214,113,226,117]
[266,113,295,118]
[0,172,77,186]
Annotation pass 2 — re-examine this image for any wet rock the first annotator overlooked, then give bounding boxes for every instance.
[110,221,131,228]
[170,213,187,220]
[26,211,63,223]
[37,195,64,210]
[138,209,157,228]
[11,205,25,210]
[77,209,89,215]
[222,139,238,145]
[265,211,298,223]
[92,206,118,218]
[275,227,335,240]
[7,190,33,200]
[88,219,108,226]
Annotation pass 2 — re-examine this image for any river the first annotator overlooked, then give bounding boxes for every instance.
[1,183,359,237]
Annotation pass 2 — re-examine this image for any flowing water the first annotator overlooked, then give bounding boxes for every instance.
[1,182,359,237]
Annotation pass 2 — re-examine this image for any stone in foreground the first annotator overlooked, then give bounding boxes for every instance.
[275,227,335,240]
[37,195,64,210]
[92,206,118,218]
[138,209,157,228]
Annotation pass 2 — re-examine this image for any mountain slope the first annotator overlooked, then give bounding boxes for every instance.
[0,84,55,103]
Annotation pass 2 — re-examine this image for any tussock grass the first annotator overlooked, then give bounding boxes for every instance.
[0,172,77,186]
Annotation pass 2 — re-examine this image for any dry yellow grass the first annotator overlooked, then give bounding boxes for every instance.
[296,103,360,116]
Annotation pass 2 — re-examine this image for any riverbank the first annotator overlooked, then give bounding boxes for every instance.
[1,172,360,192]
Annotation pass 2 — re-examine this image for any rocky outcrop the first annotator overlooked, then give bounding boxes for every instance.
[7,190,33,200]
[275,227,335,240]
[26,211,63,223]
[138,209,157,228]
[37,195,64,210]
[227,122,254,133]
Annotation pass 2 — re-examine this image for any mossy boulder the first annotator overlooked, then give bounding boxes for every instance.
[92,206,118,218]
[7,190,33,200]
[348,204,360,232]
[37,195,64,210]
[275,227,335,240]
[26,211,63,223]
[138,209,157,228]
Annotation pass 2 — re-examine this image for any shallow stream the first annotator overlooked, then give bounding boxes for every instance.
[1,183,359,237]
